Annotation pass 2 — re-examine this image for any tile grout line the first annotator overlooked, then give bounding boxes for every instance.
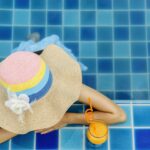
[45,0,48,36]
[128,0,136,149]
[112,0,116,102]
[63,125,150,130]
[82,105,85,150]
[34,132,36,150]
[0,8,150,11]
[8,0,15,149]
[107,0,115,148]
[78,2,86,150]
[29,0,31,35]
[145,0,150,100]
[59,129,61,150]
[131,102,135,150]
[62,0,64,42]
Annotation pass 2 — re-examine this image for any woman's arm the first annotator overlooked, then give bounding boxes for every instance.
[0,128,16,144]
[63,84,126,125]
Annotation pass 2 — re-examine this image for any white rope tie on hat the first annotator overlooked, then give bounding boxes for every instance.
[5,89,33,123]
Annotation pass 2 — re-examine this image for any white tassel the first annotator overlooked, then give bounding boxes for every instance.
[5,89,33,123]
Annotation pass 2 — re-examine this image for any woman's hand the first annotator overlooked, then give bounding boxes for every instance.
[35,114,68,134]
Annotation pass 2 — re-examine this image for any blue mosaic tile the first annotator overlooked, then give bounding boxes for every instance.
[81,11,96,25]
[80,42,97,57]
[31,0,46,9]
[114,42,130,57]
[0,141,9,150]
[148,43,150,56]
[97,42,113,57]
[80,0,96,9]
[114,27,129,41]
[64,42,79,56]
[64,0,79,9]
[82,74,96,89]
[146,11,150,25]
[114,11,129,25]
[114,59,130,73]
[14,10,29,25]
[0,27,12,40]
[61,129,83,150]
[97,10,113,25]
[115,75,131,90]
[81,27,96,41]
[97,27,112,41]
[47,26,62,39]
[110,129,132,150]
[146,27,150,40]
[36,130,58,149]
[0,42,11,57]
[131,27,146,41]
[47,11,62,25]
[113,0,128,9]
[97,0,112,9]
[98,59,113,73]
[131,42,147,57]
[130,11,145,25]
[130,0,145,9]
[134,106,150,126]
[132,74,148,90]
[135,129,150,150]
[97,74,114,91]
[116,91,131,100]
[15,0,29,9]
[147,0,150,8]
[11,132,34,150]
[63,11,79,25]
[13,27,29,41]
[80,58,96,73]
[132,59,147,73]
[48,0,62,9]
[31,11,46,25]
[133,91,149,100]
[0,0,13,8]
[0,10,12,25]
[64,27,79,41]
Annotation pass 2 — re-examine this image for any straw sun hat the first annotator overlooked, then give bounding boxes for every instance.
[0,44,82,134]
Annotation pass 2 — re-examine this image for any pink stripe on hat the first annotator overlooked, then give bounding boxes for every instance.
[0,51,41,84]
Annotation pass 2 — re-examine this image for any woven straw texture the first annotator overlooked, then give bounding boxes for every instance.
[0,44,82,134]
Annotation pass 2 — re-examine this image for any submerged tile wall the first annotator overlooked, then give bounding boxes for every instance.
[0,0,150,150]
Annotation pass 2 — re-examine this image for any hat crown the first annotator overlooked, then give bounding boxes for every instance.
[0,51,53,103]
[0,51,41,85]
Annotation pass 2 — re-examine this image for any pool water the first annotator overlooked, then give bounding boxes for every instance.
[0,0,150,149]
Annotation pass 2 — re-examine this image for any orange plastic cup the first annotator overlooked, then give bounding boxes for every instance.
[85,97,108,145]
[87,120,108,145]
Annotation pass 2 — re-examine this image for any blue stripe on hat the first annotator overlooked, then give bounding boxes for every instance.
[17,65,50,96]
[29,70,52,103]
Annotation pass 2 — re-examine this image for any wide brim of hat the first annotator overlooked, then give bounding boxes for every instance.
[0,44,82,134]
